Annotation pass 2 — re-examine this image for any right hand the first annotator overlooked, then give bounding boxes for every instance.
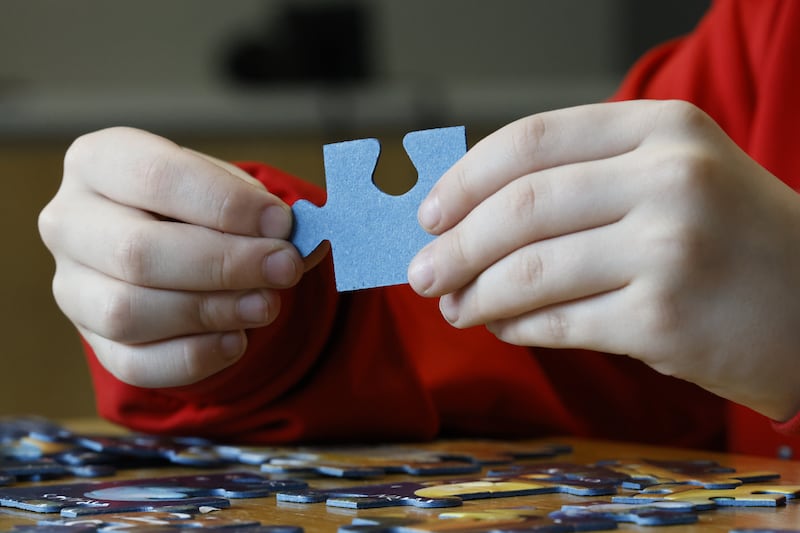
[39,127,308,388]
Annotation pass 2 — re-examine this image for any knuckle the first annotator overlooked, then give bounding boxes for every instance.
[37,202,62,250]
[665,147,717,197]
[661,100,709,128]
[512,249,545,290]
[196,293,225,331]
[636,283,682,340]
[507,178,540,224]
[209,247,237,290]
[50,270,72,316]
[545,309,570,343]
[510,114,548,166]
[97,286,136,341]
[93,342,144,386]
[63,132,98,173]
[486,319,519,345]
[140,150,182,199]
[656,99,710,132]
[214,188,239,230]
[646,219,707,274]
[113,227,152,284]
[444,230,472,272]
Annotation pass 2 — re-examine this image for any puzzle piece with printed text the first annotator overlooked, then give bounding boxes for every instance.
[291,126,467,291]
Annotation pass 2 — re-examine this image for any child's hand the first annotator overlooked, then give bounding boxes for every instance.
[39,127,305,388]
[409,100,800,422]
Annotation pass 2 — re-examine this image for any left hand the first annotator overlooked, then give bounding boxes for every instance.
[408,99,800,422]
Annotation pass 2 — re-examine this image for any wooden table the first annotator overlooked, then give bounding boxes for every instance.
[0,420,798,532]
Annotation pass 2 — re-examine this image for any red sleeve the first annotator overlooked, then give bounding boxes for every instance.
[86,163,439,443]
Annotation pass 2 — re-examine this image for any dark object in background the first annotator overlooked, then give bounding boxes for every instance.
[224,2,372,86]
[619,0,711,71]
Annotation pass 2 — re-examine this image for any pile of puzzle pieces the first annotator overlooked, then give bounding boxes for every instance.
[2,417,800,531]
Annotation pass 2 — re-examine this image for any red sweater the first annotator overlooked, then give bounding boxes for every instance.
[86,0,800,457]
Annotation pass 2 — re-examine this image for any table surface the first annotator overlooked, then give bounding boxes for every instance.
[1,419,799,532]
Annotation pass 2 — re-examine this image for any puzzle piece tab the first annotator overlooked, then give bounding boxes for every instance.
[291,126,467,291]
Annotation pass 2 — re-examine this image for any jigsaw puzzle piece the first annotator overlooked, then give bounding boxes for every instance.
[551,500,698,527]
[485,462,629,495]
[291,126,467,291]
[0,417,73,444]
[341,507,618,532]
[76,434,225,468]
[278,471,624,510]
[34,510,303,532]
[0,472,307,516]
[613,482,800,509]
[259,445,482,478]
[730,530,800,533]
[598,458,779,489]
[425,441,572,466]
[0,457,70,483]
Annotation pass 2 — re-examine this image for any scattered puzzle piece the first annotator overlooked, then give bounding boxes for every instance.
[0,472,307,516]
[277,472,620,509]
[291,126,467,291]
[258,445,481,478]
[31,510,303,532]
[218,442,569,479]
[76,434,225,468]
[597,458,780,489]
[551,500,698,526]
[485,462,630,494]
[340,507,618,532]
[613,482,800,509]
[424,441,572,466]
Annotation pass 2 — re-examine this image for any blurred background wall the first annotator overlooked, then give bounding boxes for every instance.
[0,0,708,419]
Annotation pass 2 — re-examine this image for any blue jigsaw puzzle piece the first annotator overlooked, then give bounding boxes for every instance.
[291,126,467,291]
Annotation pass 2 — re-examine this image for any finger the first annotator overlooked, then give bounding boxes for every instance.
[64,127,292,239]
[438,222,633,328]
[46,195,301,290]
[485,287,629,355]
[54,261,280,344]
[81,327,247,388]
[409,150,644,296]
[418,100,659,234]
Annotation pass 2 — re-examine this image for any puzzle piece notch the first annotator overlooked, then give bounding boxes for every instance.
[291,126,467,291]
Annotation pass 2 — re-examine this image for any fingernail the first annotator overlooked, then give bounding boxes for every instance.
[408,251,434,295]
[260,205,292,239]
[418,193,441,231]
[263,249,299,287]
[439,295,459,324]
[220,331,245,360]
[237,291,270,324]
